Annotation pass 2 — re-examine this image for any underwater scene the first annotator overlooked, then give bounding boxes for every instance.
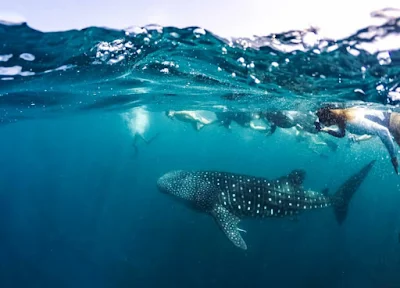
[1,8,400,288]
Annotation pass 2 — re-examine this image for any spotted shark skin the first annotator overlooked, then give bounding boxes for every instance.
[157,160,375,250]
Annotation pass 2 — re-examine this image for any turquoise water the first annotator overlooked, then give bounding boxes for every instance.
[1,11,400,288]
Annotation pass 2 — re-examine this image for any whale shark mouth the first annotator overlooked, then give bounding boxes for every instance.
[157,170,191,196]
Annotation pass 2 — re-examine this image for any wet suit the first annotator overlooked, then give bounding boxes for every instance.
[216,112,255,130]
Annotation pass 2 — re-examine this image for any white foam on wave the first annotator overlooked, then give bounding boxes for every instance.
[0,65,35,77]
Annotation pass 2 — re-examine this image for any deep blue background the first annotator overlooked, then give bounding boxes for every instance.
[1,111,400,288]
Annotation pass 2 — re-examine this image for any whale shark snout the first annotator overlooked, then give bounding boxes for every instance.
[157,170,196,200]
[157,170,218,211]
[157,170,183,193]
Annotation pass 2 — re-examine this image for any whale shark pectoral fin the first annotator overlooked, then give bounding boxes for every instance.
[211,205,247,250]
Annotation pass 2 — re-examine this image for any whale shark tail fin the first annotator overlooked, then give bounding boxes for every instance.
[332,160,375,224]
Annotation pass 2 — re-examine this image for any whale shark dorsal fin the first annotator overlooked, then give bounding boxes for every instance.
[288,169,306,187]
[211,205,247,250]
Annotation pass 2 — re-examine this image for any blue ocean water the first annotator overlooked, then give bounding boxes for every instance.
[1,9,400,288]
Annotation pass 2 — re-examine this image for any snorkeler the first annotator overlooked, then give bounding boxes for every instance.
[315,106,400,174]
[215,111,268,132]
[261,110,318,135]
[261,110,339,153]
[121,106,159,157]
[165,110,219,131]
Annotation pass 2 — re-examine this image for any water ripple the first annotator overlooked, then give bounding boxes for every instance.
[0,8,399,122]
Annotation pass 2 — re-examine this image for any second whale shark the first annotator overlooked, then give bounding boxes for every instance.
[157,160,375,250]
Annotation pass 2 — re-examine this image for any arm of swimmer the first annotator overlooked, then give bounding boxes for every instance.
[269,124,277,135]
[355,135,373,142]
[321,124,346,138]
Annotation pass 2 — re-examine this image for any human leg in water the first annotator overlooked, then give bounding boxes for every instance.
[268,124,277,136]
[389,113,400,147]
[132,132,161,156]
[359,119,398,174]
[138,132,161,145]
[310,148,329,159]
[323,139,338,152]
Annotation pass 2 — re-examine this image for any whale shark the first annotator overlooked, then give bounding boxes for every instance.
[157,160,375,250]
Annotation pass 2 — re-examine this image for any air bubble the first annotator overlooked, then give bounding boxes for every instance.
[0,54,13,62]
[170,32,180,38]
[19,53,35,61]
[248,75,260,85]
[346,46,360,57]
[377,51,391,65]
[193,28,206,37]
